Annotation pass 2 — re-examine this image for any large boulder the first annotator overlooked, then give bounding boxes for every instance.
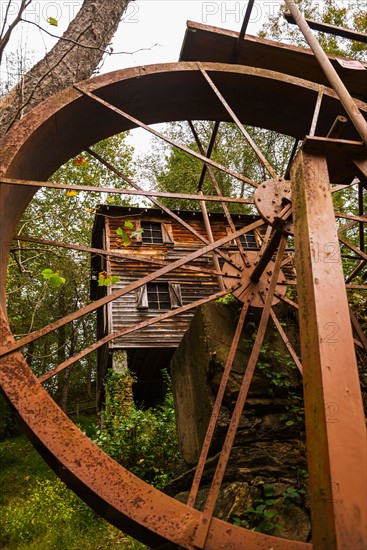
[168,300,311,542]
[170,301,301,464]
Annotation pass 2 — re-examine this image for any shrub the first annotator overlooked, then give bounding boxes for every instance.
[93,368,180,489]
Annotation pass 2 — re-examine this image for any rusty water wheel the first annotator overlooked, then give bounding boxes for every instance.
[1,61,367,549]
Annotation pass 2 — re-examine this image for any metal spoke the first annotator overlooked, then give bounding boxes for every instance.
[0,177,253,205]
[335,212,367,223]
[346,284,367,290]
[187,301,250,508]
[349,307,367,353]
[284,138,300,179]
[39,287,232,383]
[193,236,287,548]
[339,234,367,261]
[198,63,277,180]
[188,120,250,264]
[345,260,367,283]
[0,223,261,357]
[269,307,302,374]
[284,0,367,143]
[13,235,225,277]
[74,84,258,187]
[358,182,365,252]
[86,148,240,269]
[275,293,299,310]
[196,121,220,193]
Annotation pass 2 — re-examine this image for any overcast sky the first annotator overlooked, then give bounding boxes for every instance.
[2,1,351,155]
[2,1,281,152]
[1,1,285,76]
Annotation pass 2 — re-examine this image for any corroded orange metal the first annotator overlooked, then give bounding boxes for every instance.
[291,146,367,549]
[0,36,366,547]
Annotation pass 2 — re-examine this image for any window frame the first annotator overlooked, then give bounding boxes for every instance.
[136,282,182,310]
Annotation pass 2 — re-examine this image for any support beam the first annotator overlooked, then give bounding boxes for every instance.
[291,148,367,549]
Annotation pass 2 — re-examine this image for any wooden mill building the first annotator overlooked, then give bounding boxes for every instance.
[91,205,262,405]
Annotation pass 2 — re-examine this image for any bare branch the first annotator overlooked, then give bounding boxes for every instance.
[0,0,32,65]
[0,0,133,138]
[21,18,159,57]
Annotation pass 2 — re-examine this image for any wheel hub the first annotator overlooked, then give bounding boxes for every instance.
[254,178,293,234]
[222,251,286,307]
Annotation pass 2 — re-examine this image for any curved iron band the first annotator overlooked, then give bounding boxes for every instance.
[0,61,365,548]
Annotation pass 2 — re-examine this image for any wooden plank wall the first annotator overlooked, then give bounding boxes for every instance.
[104,212,258,349]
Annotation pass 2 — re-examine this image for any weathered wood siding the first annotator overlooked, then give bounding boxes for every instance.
[106,213,228,348]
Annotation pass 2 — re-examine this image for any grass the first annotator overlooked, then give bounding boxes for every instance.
[0,425,145,550]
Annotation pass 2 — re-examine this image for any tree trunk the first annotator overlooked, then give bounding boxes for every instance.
[0,0,131,137]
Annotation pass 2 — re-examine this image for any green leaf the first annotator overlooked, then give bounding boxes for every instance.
[255,504,266,513]
[41,269,65,288]
[124,221,134,229]
[130,228,144,238]
[41,268,54,279]
[116,227,131,246]
[263,485,274,498]
[98,273,120,287]
[47,17,58,26]
[98,274,106,286]
[48,274,66,288]
[263,509,277,518]
[286,420,295,426]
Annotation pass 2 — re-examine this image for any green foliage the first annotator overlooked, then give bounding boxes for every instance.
[280,392,304,427]
[260,0,367,61]
[41,268,66,288]
[0,395,17,440]
[98,272,120,287]
[282,486,304,506]
[233,485,280,534]
[6,132,135,406]
[0,435,145,549]
[93,369,180,489]
[47,16,58,27]
[216,293,236,304]
[115,222,144,247]
[140,121,294,214]
[257,343,295,389]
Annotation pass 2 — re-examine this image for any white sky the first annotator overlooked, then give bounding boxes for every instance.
[1,1,277,73]
[1,1,342,155]
[1,1,280,154]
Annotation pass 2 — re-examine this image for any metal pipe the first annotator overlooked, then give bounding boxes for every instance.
[326,115,348,138]
[284,0,367,145]
[284,13,367,44]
